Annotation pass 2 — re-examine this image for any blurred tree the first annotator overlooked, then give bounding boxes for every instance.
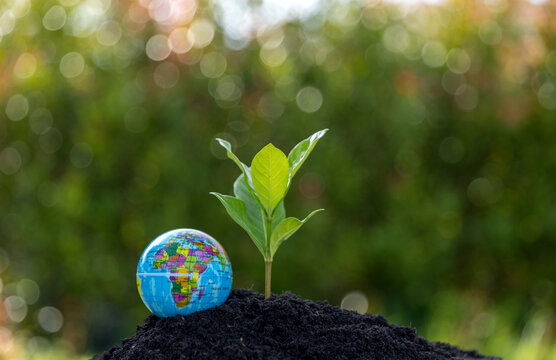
[0,0,555,358]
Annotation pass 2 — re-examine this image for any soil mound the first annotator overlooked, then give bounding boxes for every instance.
[94,289,500,360]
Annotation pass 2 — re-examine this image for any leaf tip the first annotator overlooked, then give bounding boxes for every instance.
[215,138,231,150]
[315,128,329,139]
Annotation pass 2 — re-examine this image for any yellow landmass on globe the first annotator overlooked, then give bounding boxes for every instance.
[136,277,142,297]
[171,275,199,308]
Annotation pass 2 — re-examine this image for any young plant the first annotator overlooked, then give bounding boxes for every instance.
[210,129,328,299]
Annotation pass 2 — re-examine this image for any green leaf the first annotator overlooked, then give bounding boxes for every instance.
[210,192,266,256]
[236,174,285,242]
[287,129,328,182]
[269,209,324,259]
[251,143,290,215]
[233,174,265,244]
[215,138,253,187]
[272,200,285,231]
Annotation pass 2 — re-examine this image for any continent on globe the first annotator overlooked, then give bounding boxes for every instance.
[152,236,227,308]
[137,229,233,317]
[136,277,142,298]
[169,275,200,308]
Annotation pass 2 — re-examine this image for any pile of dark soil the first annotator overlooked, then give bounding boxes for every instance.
[94,289,500,360]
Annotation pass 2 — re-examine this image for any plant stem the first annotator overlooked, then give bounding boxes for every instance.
[265,214,273,299]
[265,260,272,299]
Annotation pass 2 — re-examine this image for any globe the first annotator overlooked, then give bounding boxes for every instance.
[136,229,233,317]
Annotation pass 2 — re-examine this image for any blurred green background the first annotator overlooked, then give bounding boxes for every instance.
[1,0,555,358]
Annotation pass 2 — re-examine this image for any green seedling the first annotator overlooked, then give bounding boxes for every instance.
[211,129,328,298]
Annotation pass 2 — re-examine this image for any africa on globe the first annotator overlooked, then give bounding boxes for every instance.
[136,229,233,317]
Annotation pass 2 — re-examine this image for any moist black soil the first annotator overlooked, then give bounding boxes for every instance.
[94,289,501,360]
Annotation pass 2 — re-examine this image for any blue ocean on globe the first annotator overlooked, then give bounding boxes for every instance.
[136,229,233,317]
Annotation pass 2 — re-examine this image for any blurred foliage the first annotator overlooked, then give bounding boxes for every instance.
[1,0,556,358]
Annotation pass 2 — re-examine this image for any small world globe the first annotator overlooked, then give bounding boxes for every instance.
[136,229,233,317]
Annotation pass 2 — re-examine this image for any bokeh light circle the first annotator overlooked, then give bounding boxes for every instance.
[383,25,409,53]
[200,52,227,78]
[340,291,368,314]
[188,19,215,48]
[438,137,465,164]
[0,148,22,175]
[146,34,171,61]
[97,21,122,46]
[60,52,85,78]
[446,48,471,74]
[16,279,40,304]
[11,0,31,19]
[5,94,29,121]
[14,53,38,79]
[467,177,500,206]
[39,128,63,154]
[154,62,180,88]
[42,5,66,31]
[209,75,244,103]
[296,86,323,113]
[70,142,94,168]
[455,84,478,111]
[4,296,28,322]
[0,11,16,36]
[422,41,446,68]
[258,93,284,119]
[169,27,193,54]
[29,108,54,135]
[479,20,502,45]
[260,46,287,67]
[37,306,64,333]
